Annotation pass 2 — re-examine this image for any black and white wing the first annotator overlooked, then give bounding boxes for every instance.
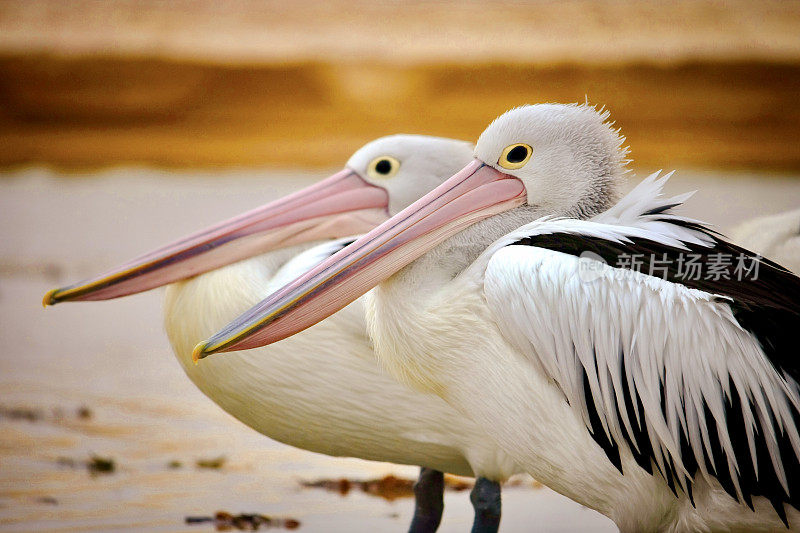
[481,173,800,521]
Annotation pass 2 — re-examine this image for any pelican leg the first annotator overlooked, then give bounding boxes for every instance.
[408,467,444,533]
[470,477,501,533]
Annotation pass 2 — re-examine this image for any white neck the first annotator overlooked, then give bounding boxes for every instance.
[390,186,617,300]
[164,244,313,367]
[161,246,399,457]
[161,245,502,476]
[366,265,676,526]
[364,185,654,516]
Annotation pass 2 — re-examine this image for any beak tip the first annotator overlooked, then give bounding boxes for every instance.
[192,342,209,364]
[42,288,60,308]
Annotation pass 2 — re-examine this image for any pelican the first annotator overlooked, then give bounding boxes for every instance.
[732,209,800,274]
[43,134,523,533]
[198,104,800,532]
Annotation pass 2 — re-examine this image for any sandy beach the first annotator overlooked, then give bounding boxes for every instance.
[1,166,798,532]
[1,1,798,530]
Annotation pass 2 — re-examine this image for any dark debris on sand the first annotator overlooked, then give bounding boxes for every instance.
[300,474,472,501]
[196,456,226,469]
[186,511,300,531]
[0,405,44,422]
[56,454,115,475]
[0,403,93,423]
[87,455,115,474]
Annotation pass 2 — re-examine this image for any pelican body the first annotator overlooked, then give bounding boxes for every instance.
[45,135,521,533]
[204,105,800,532]
[164,238,514,478]
[732,209,800,274]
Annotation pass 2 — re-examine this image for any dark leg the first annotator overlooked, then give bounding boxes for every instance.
[470,477,501,533]
[408,467,444,533]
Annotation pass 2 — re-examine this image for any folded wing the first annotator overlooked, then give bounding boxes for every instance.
[482,178,800,521]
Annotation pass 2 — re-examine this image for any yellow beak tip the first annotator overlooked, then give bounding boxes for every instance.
[42,288,60,308]
[191,343,208,364]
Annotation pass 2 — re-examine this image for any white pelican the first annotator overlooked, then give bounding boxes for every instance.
[732,209,800,274]
[43,134,523,533]
[198,104,800,532]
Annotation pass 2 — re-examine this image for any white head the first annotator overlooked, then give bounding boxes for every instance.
[474,103,628,219]
[347,134,475,215]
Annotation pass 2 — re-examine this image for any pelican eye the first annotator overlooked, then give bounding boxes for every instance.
[367,156,401,179]
[498,143,532,170]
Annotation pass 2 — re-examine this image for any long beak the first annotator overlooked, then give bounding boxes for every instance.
[43,170,388,305]
[193,160,526,360]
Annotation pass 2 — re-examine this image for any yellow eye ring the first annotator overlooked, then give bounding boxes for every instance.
[498,143,532,170]
[366,156,401,179]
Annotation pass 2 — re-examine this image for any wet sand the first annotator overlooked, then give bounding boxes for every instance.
[1,167,799,532]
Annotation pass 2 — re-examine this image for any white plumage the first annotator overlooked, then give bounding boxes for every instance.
[480,175,800,502]
[163,238,516,480]
[368,185,800,531]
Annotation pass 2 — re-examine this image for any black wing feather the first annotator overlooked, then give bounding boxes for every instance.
[511,224,800,517]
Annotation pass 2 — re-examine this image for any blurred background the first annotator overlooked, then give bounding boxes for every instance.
[1,1,799,531]
[2,0,800,170]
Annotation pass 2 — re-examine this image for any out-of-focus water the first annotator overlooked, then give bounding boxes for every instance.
[1,167,798,532]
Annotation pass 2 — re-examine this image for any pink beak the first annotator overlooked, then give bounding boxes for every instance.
[193,160,526,360]
[43,170,388,305]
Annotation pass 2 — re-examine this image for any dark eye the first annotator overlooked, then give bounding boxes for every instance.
[375,159,392,174]
[367,156,400,179]
[507,145,528,163]
[498,143,533,170]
